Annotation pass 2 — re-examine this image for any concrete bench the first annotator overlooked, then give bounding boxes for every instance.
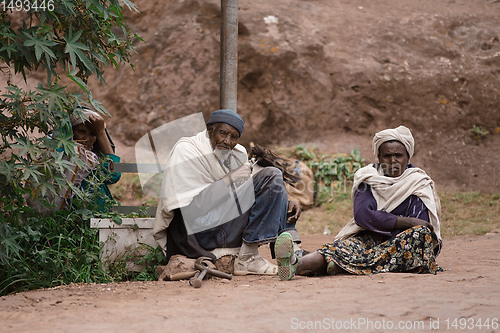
[91,162,163,271]
[90,217,158,271]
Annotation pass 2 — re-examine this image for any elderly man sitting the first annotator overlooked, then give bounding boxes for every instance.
[153,109,302,275]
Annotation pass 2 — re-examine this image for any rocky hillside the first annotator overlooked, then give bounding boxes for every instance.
[10,0,500,192]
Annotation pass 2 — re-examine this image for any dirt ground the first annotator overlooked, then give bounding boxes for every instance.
[1,231,499,333]
[2,0,500,332]
[5,0,499,192]
[93,0,500,193]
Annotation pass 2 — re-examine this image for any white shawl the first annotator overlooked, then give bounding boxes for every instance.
[153,129,248,251]
[335,164,442,246]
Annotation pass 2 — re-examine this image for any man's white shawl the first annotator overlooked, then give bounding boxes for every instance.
[335,165,442,247]
[153,129,248,252]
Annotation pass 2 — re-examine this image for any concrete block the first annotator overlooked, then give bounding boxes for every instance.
[90,217,159,271]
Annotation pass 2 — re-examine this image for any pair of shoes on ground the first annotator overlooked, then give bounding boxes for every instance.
[275,232,298,281]
[233,254,278,276]
[232,233,303,278]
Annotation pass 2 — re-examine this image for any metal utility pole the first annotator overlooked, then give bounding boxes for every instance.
[220,0,238,112]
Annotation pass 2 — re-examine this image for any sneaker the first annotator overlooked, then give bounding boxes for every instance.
[275,232,298,281]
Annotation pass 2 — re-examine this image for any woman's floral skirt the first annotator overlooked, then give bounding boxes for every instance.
[317,226,441,275]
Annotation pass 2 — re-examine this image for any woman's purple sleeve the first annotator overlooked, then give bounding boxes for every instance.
[353,183,398,236]
[353,183,430,236]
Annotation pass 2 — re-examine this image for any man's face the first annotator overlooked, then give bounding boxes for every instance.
[378,140,409,177]
[208,123,240,151]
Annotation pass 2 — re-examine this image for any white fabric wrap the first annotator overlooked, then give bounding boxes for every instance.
[334,165,441,248]
[372,125,415,158]
[70,109,101,127]
[153,129,248,252]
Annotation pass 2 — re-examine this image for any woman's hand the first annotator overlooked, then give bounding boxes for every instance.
[88,113,106,135]
[394,216,434,232]
[88,113,114,155]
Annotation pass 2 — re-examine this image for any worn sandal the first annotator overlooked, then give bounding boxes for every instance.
[275,232,298,281]
[233,254,278,276]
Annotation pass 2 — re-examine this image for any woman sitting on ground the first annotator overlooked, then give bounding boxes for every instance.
[275,126,442,280]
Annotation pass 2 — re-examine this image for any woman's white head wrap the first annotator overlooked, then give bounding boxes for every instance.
[372,125,415,159]
[70,107,100,127]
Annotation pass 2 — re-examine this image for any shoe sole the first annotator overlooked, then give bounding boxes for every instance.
[233,270,276,276]
[233,270,257,276]
[275,232,295,281]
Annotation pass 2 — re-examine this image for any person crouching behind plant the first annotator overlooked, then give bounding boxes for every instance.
[27,106,121,214]
[69,106,121,212]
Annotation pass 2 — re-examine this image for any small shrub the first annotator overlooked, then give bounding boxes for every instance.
[0,181,163,296]
[290,146,365,205]
[469,125,489,141]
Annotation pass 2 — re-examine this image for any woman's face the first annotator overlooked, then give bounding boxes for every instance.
[378,141,409,177]
[73,123,96,150]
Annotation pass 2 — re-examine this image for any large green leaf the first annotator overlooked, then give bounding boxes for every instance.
[23,31,57,62]
[64,29,93,71]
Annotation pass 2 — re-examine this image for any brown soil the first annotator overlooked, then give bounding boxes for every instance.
[87,0,500,193]
[2,1,500,331]
[1,231,499,332]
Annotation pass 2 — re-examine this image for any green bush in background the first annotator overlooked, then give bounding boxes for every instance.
[0,205,163,296]
[1,0,141,209]
[292,145,365,205]
[0,1,165,296]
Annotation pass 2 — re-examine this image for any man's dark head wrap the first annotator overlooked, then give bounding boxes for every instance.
[206,109,244,136]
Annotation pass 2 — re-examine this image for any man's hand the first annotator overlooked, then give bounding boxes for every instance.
[287,200,301,224]
[224,162,252,186]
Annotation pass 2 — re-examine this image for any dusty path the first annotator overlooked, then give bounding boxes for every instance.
[1,232,499,332]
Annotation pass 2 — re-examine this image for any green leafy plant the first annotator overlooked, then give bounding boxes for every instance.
[291,146,365,205]
[469,125,489,141]
[0,196,165,296]
[1,1,142,210]
[293,144,317,161]
[0,1,155,295]
[0,207,107,295]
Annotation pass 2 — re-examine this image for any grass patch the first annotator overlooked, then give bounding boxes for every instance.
[110,173,159,208]
[297,191,500,237]
[439,192,500,236]
[297,193,353,236]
